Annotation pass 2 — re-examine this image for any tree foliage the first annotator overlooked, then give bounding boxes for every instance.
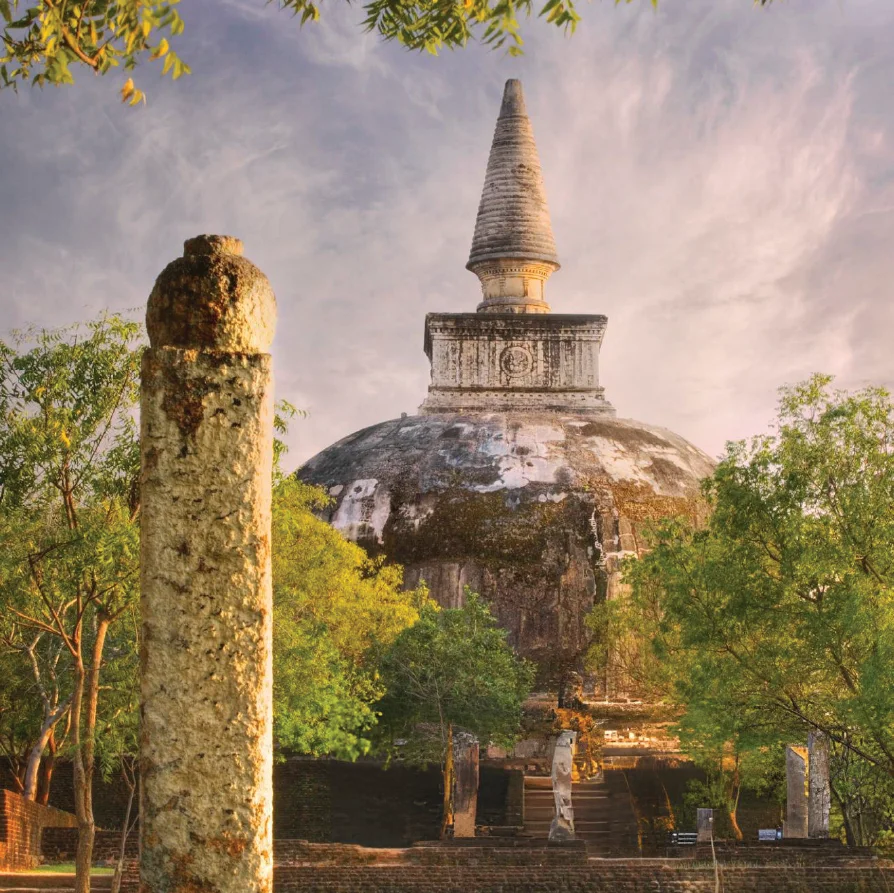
[0,313,142,892]
[374,592,533,834]
[272,476,424,760]
[0,0,775,102]
[0,310,428,788]
[609,375,894,843]
[375,592,532,794]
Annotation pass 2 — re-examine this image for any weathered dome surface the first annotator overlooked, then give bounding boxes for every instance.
[298,411,714,685]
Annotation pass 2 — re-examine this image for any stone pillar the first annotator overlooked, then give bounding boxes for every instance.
[140,235,276,893]
[452,733,479,838]
[808,731,831,839]
[549,731,576,841]
[696,808,714,842]
[784,745,808,839]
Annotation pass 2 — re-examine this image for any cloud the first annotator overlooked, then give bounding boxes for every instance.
[1,0,892,468]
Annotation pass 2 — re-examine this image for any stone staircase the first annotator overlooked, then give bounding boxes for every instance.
[521,770,638,855]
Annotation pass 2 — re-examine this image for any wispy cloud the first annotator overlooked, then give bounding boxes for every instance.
[1,0,892,467]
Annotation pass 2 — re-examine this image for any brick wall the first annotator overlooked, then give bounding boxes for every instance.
[0,788,78,870]
[274,760,517,846]
[33,764,133,832]
[39,758,518,848]
[41,828,137,864]
[274,760,333,842]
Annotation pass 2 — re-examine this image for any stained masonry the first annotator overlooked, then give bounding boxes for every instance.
[140,235,276,893]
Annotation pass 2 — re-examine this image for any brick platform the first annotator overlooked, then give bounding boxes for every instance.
[272,863,894,892]
[29,830,894,893]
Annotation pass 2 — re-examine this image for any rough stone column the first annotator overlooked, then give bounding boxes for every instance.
[696,808,714,843]
[140,235,276,893]
[808,731,831,838]
[452,733,479,838]
[549,731,576,841]
[784,745,808,839]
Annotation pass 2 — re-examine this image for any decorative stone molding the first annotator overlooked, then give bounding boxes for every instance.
[472,259,556,314]
[420,313,614,415]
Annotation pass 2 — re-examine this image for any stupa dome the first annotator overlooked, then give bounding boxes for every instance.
[298,80,714,691]
[300,412,712,687]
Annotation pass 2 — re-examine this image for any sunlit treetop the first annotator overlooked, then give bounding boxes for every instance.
[1,0,771,105]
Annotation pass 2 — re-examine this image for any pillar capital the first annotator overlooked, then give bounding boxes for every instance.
[147,234,276,353]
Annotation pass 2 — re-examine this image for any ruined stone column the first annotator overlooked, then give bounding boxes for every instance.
[452,733,479,838]
[696,808,714,843]
[784,745,808,839]
[808,731,831,838]
[549,731,576,841]
[140,235,276,893]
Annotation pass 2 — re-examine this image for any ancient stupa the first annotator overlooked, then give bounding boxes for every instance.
[299,80,714,693]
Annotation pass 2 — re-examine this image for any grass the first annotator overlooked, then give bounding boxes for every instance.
[32,864,114,875]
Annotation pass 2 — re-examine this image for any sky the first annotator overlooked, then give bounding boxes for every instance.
[2,0,893,469]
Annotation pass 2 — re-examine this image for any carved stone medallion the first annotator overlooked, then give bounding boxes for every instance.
[500,344,534,376]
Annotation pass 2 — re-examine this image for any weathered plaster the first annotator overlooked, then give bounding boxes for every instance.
[298,411,713,687]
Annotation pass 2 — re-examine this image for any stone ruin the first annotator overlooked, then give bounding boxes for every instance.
[140,235,276,893]
[124,82,874,893]
[298,78,715,695]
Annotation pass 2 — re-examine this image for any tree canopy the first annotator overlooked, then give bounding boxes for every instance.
[376,591,534,758]
[375,591,533,832]
[609,375,894,844]
[272,476,425,760]
[0,0,773,103]
[0,314,142,891]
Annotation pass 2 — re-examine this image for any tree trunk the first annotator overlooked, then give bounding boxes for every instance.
[830,780,856,846]
[111,769,137,893]
[729,778,743,842]
[23,705,67,801]
[37,732,57,806]
[73,617,110,893]
[75,821,96,893]
[72,659,91,893]
[440,723,454,840]
[728,808,743,841]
